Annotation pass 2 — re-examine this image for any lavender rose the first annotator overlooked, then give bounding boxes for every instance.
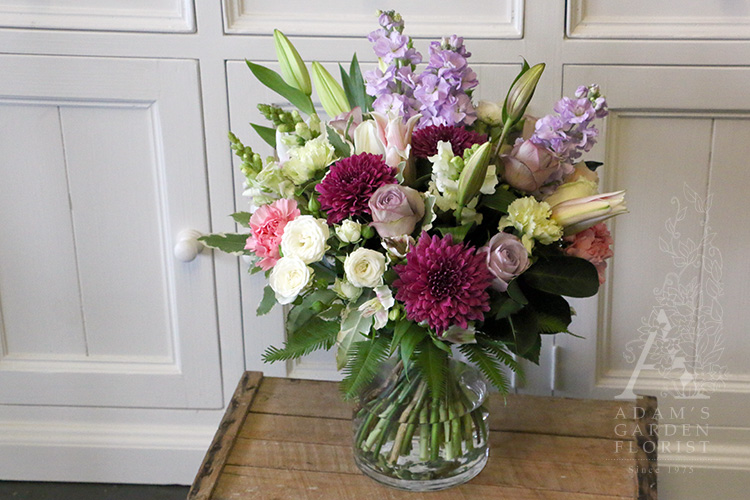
[368,184,425,238]
[500,139,561,193]
[482,233,531,292]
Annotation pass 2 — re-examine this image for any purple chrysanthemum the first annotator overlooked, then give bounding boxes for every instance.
[316,153,397,224]
[411,125,487,159]
[393,233,492,334]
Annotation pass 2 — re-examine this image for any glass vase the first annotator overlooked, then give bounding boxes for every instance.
[352,359,489,491]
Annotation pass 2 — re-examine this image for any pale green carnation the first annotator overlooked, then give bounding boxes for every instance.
[499,196,563,252]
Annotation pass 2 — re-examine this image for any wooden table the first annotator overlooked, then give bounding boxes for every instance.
[188,372,657,499]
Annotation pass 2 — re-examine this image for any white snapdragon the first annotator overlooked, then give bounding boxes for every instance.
[269,256,312,304]
[344,248,386,288]
[280,215,330,264]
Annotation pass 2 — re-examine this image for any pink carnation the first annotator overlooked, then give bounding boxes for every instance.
[245,199,300,270]
[563,222,614,284]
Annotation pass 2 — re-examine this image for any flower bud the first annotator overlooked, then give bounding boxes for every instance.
[273,30,312,96]
[551,190,627,235]
[505,63,545,124]
[311,62,351,118]
[476,100,503,125]
[335,219,362,243]
[456,142,493,208]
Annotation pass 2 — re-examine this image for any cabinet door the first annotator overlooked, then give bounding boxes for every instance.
[0,55,222,409]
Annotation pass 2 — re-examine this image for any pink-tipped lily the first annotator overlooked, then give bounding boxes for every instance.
[371,112,421,184]
[550,190,627,235]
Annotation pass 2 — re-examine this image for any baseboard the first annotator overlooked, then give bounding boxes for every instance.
[0,421,215,484]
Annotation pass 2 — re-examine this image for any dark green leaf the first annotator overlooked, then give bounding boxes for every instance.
[348,53,372,112]
[250,123,277,149]
[436,223,472,242]
[231,212,252,227]
[257,285,276,316]
[521,256,600,298]
[198,233,248,254]
[508,309,540,358]
[415,339,449,400]
[326,125,351,158]
[340,336,391,400]
[480,188,517,213]
[339,64,356,111]
[585,161,604,171]
[431,336,452,354]
[262,316,339,363]
[245,60,315,115]
[525,289,572,334]
[489,294,524,320]
[506,280,528,305]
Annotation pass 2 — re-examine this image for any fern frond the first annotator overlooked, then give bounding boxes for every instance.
[459,343,511,395]
[261,317,338,363]
[340,336,390,400]
[479,337,525,387]
[414,340,449,400]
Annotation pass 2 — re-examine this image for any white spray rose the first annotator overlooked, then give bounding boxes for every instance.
[269,256,312,305]
[344,247,386,288]
[280,215,330,264]
[335,219,362,243]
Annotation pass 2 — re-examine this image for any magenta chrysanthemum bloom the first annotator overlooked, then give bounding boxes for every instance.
[316,153,397,224]
[393,233,492,334]
[411,125,487,159]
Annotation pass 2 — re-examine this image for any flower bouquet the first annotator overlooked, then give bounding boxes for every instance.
[201,10,627,491]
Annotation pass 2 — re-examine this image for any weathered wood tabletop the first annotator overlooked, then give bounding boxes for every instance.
[188,371,657,500]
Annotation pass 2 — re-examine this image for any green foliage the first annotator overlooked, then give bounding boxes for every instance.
[198,233,248,255]
[480,187,517,213]
[414,339,449,400]
[231,212,252,227]
[250,123,277,149]
[521,256,600,298]
[326,125,351,158]
[459,342,511,395]
[340,335,391,400]
[245,60,315,115]
[396,323,427,370]
[262,316,340,363]
[286,289,338,332]
[339,53,372,113]
[256,285,276,316]
[436,223,473,242]
[337,298,374,370]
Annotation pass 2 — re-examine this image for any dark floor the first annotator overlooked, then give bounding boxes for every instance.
[0,482,188,500]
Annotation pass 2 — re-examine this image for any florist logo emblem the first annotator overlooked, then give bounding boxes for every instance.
[616,184,726,400]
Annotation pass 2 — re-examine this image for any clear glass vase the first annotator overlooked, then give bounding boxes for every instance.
[352,359,489,491]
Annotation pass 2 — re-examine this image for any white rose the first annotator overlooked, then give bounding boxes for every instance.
[280,215,330,264]
[269,256,312,305]
[344,248,386,288]
[335,219,362,243]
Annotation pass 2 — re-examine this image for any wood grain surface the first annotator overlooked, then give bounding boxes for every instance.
[189,372,657,499]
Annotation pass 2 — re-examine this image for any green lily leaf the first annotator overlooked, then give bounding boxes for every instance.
[250,123,277,149]
[245,60,315,116]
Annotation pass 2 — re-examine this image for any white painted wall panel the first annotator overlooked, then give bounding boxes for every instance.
[223,0,523,38]
[0,104,87,356]
[568,0,750,39]
[59,105,172,358]
[0,0,195,33]
[0,55,222,409]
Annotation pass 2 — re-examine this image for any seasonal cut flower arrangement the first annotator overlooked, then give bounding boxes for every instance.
[201,10,626,477]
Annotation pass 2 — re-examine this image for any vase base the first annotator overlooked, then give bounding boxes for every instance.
[354,448,489,492]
